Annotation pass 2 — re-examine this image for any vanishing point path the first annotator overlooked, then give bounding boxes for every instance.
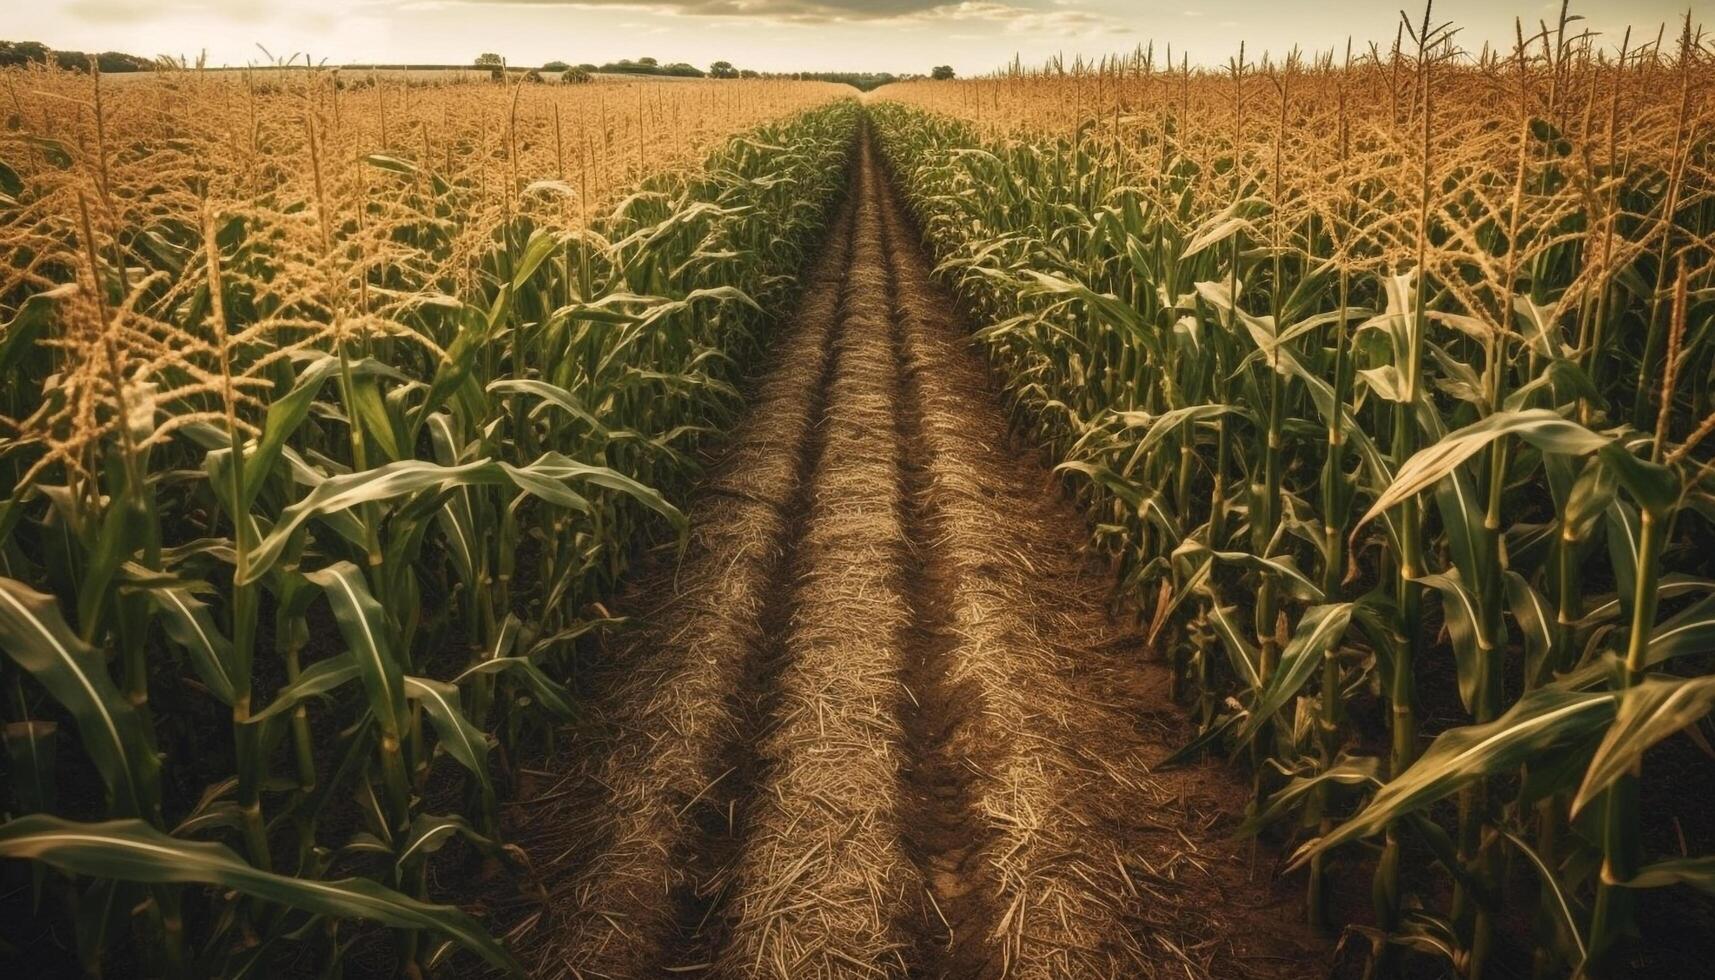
[494,130,1327,979]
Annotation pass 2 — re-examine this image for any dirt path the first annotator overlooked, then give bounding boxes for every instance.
[499,130,1327,979]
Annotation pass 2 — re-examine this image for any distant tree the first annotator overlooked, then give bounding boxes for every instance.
[576,63,598,72]
[0,41,51,67]
[709,60,738,79]
[931,65,955,80]
[0,41,149,73]
[561,67,593,84]
[94,51,152,72]
[638,56,658,67]
[542,60,570,72]
[474,52,503,67]
[787,71,899,92]
[739,69,759,79]
[524,68,544,83]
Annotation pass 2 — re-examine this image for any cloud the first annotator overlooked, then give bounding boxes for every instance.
[451,0,955,21]
[68,0,366,24]
[450,0,1120,33]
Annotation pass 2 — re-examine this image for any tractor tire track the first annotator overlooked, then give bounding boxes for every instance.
[717,131,915,979]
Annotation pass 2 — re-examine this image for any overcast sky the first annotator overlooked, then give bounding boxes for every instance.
[13,1,1698,74]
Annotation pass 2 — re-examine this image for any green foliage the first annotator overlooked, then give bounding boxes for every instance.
[0,40,152,72]
[870,88,1715,977]
[0,95,859,975]
[601,58,705,78]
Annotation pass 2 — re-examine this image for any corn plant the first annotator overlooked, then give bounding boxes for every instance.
[0,61,856,975]
[871,6,1714,974]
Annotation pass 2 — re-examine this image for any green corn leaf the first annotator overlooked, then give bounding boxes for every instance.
[150,587,237,705]
[510,228,562,290]
[514,452,686,535]
[414,297,508,434]
[1203,595,1261,690]
[246,460,495,582]
[403,676,490,787]
[1645,594,1715,667]
[1240,757,1382,835]
[424,412,481,588]
[1099,403,1249,467]
[0,578,155,818]
[452,657,574,720]
[1174,540,1325,603]
[1180,210,1253,259]
[1360,410,1609,527]
[1233,603,1353,747]
[1619,856,1715,894]
[1054,459,1146,509]
[1432,468,1487,592]
[1562,456,1617,541]
[349,374,404,463]
[486,378,609,433]
[242,356,341,506]
[304,564,406,739]
[0,285,72,382]
[1597,442,1679,517]
[1605,500,1641,613]
[496,461,594,513]
[0,814,521,974]
[1292,685,1617,868]
[1571,674,1715,817]
[1500,829,1587,966]
[1414,570,1492,714]
[1504,571,1555,686]
[397,813,497,868]
[247,654,359,725]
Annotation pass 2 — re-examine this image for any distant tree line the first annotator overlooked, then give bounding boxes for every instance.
[478,54,780,81]
[593,57,706,78]
[783,72,912,91]
[1,40,154,72]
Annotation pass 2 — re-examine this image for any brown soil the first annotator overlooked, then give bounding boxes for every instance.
[492,129,1331,978]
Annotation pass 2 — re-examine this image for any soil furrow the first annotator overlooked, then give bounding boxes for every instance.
[876,158,1134,976]
[880,134,1008,980]
[718,132,915,979]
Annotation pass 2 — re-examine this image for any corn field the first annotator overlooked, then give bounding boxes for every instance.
[5,6,1715,980]
[872,9,1715,978]
[0,62,855,975]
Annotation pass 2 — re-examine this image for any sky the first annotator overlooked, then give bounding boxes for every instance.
[11,1,1700,75]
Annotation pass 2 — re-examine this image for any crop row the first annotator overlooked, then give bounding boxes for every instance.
[872,20,1714,976]
[0,65,857,975]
